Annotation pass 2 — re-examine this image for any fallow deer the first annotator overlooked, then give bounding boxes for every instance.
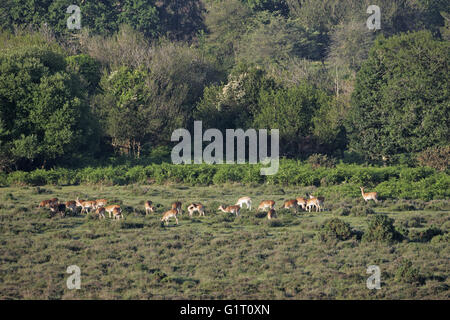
[360,187,378,203]
[306,195,324,212]
[296,197,307,210]
[218,205,241,216]
[282,199,298,213]
[145,201,155,215]
[104,205,121,219]
[187,203,205,217]
[171,201,182,215]
[76,198,96,214]
[257,200,275,212]
[94,199,108,209]
[95,207,106,220]
[64,201,77,212]
[236,196,252,211]
[112,207,123,220]
[161,209,178,226]
[267,208,277,220]
[50,203,66,217]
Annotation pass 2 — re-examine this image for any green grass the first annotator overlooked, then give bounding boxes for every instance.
[0,183,448,299]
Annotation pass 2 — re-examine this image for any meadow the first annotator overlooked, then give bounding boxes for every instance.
[0,182,448,299]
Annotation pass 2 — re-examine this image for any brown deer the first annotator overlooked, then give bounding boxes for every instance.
[187,203,205,217]
[360,187,378,203]
[218,205,241,216]
[267,208,277,220]
[257,200,275,212]
[171,201,183,215]
[161,209,178,226]
[236,196,252,210]
[281,199,298,213]
[145,201,155,215]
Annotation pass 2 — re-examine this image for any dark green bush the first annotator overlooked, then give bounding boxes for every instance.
[350,206,374,217]
[394,259,424,284]
[317,218,353,242]
[363,214,403,243]
[410,227,443,243]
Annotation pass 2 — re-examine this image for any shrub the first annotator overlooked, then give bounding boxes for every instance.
[417,146,450,171]
[410,227,443,243]
[430,233,449,244]
[394,259,424,284]
[363,214,403,243]
[317,218,353,242]
[350,205,374,217]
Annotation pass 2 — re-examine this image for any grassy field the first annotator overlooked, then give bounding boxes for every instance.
[0,183,449,299]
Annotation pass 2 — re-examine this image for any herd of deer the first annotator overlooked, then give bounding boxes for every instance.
[37,187,379,226]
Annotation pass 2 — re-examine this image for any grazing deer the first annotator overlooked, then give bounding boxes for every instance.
[50,198,59,205]
[296,197,307,210]
[50,203,66,217]
[104,205,121,219]
[267,208,277,220]
[161,209,178,226]
[65,201,77,213]
[171,201,183,215]
[38,199,52,208]
[112,207,123,220]
[145,201,155,215]
[187,203,205,217]
[306,195,324,212]
[95,207,106,220]
[94,199,107,209]
[281,199,298,213]
[236,196,252,211]
[76,198,96,214]
[360,187,378,203]
[257,200,275,212]
[218,205,241,216]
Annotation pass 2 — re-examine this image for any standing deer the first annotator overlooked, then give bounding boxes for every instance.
[104,205,121,219]
[236,197,252,211]
[306,195,324,212]
[360,187,378,203]
[281,199,298,213]
[296,197,307,211]
[94,199,108,209]
[187,203,205,217]
[112,207,123,220]
[95,207,106,220]
[76,198,96,214]
[171,201,183,215]
[145,201,155,215]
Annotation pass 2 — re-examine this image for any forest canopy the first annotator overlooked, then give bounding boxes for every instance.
[0,0,448,171]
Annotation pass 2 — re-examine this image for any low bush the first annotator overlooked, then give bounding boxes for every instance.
[363,214,403,243]
[410,227,443,243]
[394,259,424,284]
[317,218,353,242]
[350,205,374,217]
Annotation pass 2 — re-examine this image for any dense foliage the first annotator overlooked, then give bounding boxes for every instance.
[0,1,448,172]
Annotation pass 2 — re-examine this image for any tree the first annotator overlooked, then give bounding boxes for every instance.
[0,42,96,170]
[195,64,278,130]
[347,31,449,163]
[253,82,330,157]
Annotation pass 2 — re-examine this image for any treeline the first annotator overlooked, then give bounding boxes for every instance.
[0,0,449,172]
